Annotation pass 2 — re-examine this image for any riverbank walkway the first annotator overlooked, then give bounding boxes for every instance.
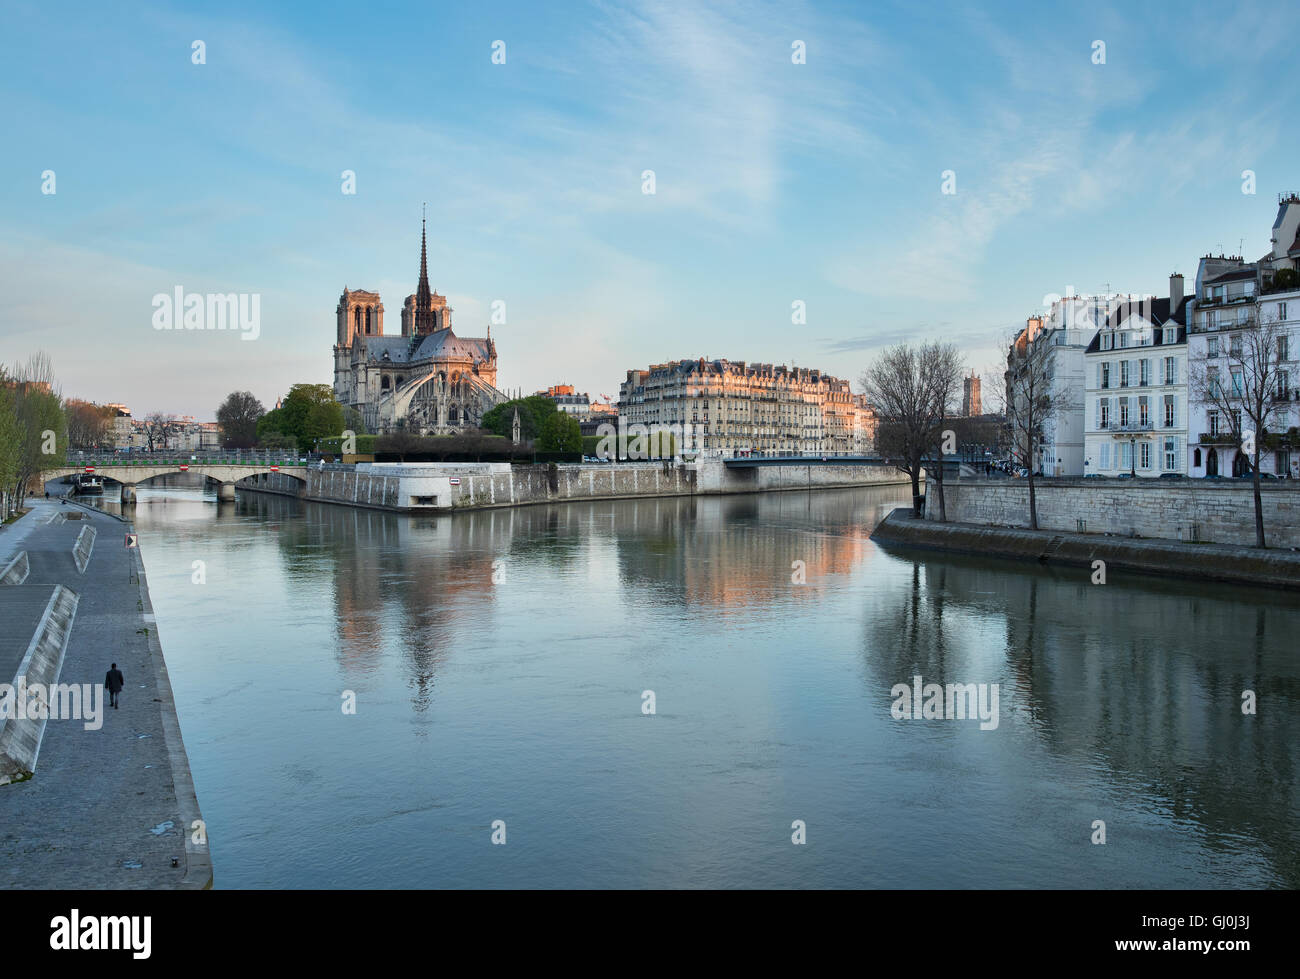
[0,499,211,888]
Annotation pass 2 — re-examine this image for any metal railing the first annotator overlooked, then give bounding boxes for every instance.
[52,450,308,468]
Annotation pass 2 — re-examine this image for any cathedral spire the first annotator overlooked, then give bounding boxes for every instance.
[415,204,434,335]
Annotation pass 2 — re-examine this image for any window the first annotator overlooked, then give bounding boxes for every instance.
[1119,398,1130,426]
[1139,396,1150,427]
[1101,363,1110,389]
[1279,335,1290,362]
[1102,333,1113,351]
[1231,369,1244,397]
[1208,411,1220,437]
[1230,335,1242,359]
[1120,442,1132,470]
[1280,302,1288,320]
[1208,366,1220,397]
[1164,327,1176,344]
[1140,442,1151,469]
[1278,371,1290,399]
[1140,359,1151,386]
[1207,336,1219,358]
[1164,395,1175,428]
[1232,408,1243,433]
[1100,442,1111,469]
[1099,399,1110,428]
[1119,333,1130,349]
[1164,438,1177,471]
[1278,450,1292,475]
[1163,356,1177,384]
[1120,361,1130,387]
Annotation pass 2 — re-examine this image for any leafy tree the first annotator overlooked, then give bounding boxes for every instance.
[481,395,557,441]
[3,353,65,509]
[342,405,367,436]
[0,379,22,515]
[258,384,344,453]
[537,411,581,453]
[216,390,265,448]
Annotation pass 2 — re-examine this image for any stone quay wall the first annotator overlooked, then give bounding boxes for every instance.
[239,458,914,513]
[928,478,1300,549]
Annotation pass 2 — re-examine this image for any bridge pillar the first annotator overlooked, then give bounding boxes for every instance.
[120,483,137,506]
[218,481,237,502]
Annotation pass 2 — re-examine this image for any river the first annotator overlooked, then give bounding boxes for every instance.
[91,479,1300,888]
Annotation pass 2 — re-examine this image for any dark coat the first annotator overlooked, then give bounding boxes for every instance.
[105,669,124,693]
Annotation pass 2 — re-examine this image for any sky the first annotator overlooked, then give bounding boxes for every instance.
[1,0,1296,419]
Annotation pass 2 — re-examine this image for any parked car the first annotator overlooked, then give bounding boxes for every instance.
[1116,472,1135,479]
[1158,472,1185,479]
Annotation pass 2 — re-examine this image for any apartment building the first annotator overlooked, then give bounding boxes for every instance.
[1186,194,1300,477]
[1083,278,1191,477]
[618,358,876,457]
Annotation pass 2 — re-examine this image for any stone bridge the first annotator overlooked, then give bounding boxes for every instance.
[41,460,308,503]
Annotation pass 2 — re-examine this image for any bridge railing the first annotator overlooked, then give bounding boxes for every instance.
[50,450,308,469]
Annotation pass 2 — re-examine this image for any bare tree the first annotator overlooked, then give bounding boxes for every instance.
[861,341,956,518]
[999,325,1062,530]
[1190,312,1289,547]
[65,399,116,449]
[920,344,965,521]
[143,412,180,452]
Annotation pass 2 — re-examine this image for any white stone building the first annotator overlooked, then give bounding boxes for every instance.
[1186,194,1300,477]
[1034,294,1128,476]
[1083,278,1191,478]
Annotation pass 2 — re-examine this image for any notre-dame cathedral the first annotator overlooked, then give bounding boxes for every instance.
[332,218,508,434]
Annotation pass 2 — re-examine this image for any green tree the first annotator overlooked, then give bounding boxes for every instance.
[342,405,368,436]
[481,395,557,441]
[3,354,65,510]
[216,390,265,449]
[258,384,345,453]
[537,411,581,453]
[0,381,22,516]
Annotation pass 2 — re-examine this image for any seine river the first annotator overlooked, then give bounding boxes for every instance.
[99,479,1299,888]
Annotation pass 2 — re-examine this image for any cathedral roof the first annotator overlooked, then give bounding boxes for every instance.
[363,329,492,365]
[411,328,492,363]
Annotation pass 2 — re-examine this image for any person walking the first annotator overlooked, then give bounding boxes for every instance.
[105,663,124,709]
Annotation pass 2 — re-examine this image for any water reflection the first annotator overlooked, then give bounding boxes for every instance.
[124,480,1298,887]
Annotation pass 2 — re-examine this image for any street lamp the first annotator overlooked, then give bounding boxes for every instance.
[1129,435,1137,477]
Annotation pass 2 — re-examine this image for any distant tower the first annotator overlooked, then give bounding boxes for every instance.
[511,408,521,444]
[962,373,982,417]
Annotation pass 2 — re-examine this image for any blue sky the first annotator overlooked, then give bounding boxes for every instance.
[2,0,1295,418]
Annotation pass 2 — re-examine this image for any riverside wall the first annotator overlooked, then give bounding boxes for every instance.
[927,477,1300,549]
[875,508,1300,591]
[239,458,915,513]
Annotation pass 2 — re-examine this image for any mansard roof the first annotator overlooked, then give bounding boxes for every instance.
[1203,268,1258,284]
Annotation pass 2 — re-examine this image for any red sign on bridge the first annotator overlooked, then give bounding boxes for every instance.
[84,466,94,473]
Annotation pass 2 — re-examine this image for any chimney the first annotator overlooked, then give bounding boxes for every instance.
[1170,273,1184,310]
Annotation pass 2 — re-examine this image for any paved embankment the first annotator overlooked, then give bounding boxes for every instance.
[872,507,1300,591]
[0,500,211,888]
